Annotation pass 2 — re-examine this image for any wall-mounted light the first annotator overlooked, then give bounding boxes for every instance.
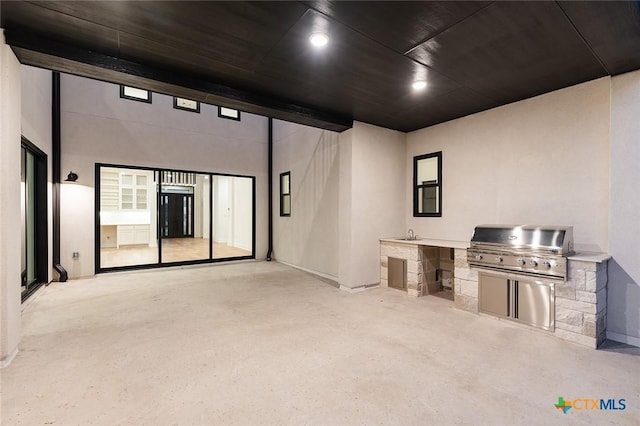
[64,171,78,182]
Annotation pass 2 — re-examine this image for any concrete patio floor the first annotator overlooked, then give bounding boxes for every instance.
[1,261,638,425]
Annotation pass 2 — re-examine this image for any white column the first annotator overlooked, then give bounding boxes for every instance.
[0,30,23,367]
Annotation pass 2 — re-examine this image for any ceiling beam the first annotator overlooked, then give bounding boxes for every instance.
[5,29,353,133]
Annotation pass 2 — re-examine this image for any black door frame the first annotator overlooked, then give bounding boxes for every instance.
[21,136,49,302]
[95,163,256,273]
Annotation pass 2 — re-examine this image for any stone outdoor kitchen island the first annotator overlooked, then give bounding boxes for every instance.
[380,238,609,348]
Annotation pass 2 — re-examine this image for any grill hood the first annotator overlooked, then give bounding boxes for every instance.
[470,225,574,255]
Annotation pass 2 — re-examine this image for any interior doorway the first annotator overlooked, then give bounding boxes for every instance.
[161,193,194,238]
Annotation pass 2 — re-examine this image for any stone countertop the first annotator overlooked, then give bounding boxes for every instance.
[567,252,611,263]
[380,237,469,249]
[379,239,609,261]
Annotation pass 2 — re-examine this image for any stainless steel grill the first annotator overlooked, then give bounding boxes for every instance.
[467,224,574,279]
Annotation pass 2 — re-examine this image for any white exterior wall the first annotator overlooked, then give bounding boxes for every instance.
[273,120,340,279]
[339,122,406,289]
[0,31,22,366]
[338,128,354,287]
[21,65,53,282]
[406,77,611,253]
[609,69,640,345]
[60,74,268,277]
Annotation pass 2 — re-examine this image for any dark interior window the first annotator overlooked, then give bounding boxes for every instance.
[413,151,442,217]
[280,171,291,217]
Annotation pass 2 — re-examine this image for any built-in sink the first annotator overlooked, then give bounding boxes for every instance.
[396,229,421,241]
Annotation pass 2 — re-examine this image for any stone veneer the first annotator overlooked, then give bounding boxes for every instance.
[380,242,440,296]
[452,248,479,312]
[380,242,608,348]
[453,248,609,348]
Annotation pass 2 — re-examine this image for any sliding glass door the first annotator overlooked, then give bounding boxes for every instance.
[212,175,253,259]
[160,171,210,263]
[99,166,159,268]
[96,164,254,272]
[21,138,47,301]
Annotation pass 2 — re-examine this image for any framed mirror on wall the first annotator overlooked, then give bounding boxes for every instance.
[413,151,442,217]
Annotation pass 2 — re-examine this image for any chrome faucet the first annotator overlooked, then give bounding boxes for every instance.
[407,228,415,240]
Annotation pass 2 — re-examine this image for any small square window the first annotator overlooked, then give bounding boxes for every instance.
[219,106,241,121]
[173,97,200,113]
[280,171,291,217]
[120,85,152,103]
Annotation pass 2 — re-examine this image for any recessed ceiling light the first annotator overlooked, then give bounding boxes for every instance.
[412,80,427,91]
[309,33,329,48]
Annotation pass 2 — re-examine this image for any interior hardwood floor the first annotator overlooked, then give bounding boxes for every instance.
[100,238,251,268]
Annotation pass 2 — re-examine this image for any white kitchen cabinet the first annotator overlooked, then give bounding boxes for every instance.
[100,225,117,248]
[100,170,119,211]
[117,224,150,247]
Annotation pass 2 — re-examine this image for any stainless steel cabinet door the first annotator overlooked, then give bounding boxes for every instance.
[516,280,553,330]
[388,257,407,290]
[479,273,509,317]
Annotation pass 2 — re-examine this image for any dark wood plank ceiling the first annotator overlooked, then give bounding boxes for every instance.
[2,1,639,132]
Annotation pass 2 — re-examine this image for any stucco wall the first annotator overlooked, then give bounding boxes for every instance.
[340,122,406,289]
[406,77,611,252]
[609,69,640,345]
[60,74,268,277]
[21,65,53,282]
[273,120,340,279]
[338,128,354,287]
[0,31,22,365]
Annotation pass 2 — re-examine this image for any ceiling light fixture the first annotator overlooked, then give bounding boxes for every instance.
[309,32,329,48]
[412,80,427,91]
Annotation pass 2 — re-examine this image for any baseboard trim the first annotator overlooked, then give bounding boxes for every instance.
[276,260,339,283]
[339,283,380,293]
[606,331,640,348]
[266,260,381,293]
[0,348,19,368]
[340,284,364,293]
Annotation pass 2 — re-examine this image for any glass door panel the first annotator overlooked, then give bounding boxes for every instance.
[121,188,134,209]
[21,140,47,301]
[212,176,253,259]
[136,188,147,209]
[160,173,210,263]
[99,166,158,268]
[26,152,36,284]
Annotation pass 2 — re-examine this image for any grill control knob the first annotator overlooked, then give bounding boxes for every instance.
[474,254,483,261]
[496,256,503,263]
[517,259,526,266]
[530,259,538,267]
[543,261,552,268]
